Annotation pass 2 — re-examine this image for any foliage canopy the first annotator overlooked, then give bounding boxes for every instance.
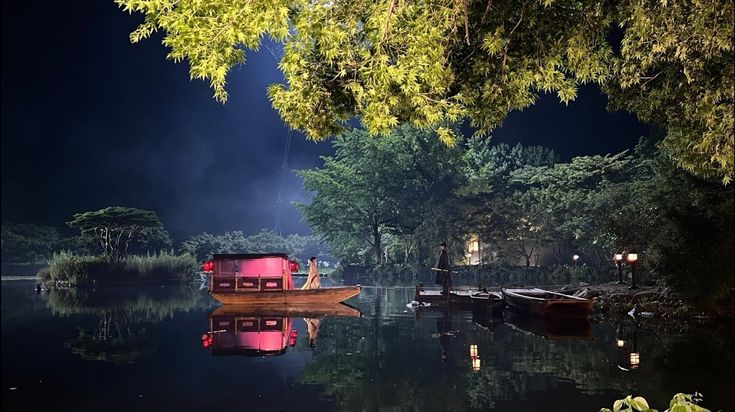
[118,0,734,182]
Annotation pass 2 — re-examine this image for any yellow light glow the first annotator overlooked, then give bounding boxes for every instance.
[469,344,478,358]
[617,339,625,348]
[627,253,638,263]
[630,352,640,368]
[614,253,623,261]
[472,357,481,371]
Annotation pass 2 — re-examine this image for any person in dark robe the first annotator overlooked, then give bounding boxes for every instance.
[435,241,452,294]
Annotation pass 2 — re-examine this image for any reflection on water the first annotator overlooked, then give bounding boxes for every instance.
[1,281,733,411]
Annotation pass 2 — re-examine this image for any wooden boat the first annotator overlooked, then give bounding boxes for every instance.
[204,253,360,305]
[415,285,476,307]
[501,287,593,318]
[469,290,504,313]
[210,286,361,305]
[504,311,593,340]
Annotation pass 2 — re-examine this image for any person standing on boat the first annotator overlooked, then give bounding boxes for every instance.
[435,242,452,294]
[301,256,321,289]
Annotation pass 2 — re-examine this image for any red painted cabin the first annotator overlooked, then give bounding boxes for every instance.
[206,253,298,293]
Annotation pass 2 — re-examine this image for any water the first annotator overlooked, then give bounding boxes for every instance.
[2,279,733,412]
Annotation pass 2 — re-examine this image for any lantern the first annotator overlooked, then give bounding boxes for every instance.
[289,260,299,272]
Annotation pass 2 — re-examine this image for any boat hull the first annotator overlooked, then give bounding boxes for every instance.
[415,289,476,306]
[501,288,593,318]
[210,286,361,305]
[470,291,505,313]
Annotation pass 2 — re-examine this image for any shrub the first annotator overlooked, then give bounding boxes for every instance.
[45,251,198,286]
[600,392,710,412]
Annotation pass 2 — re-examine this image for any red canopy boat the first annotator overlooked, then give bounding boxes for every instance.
[204,253,361,305]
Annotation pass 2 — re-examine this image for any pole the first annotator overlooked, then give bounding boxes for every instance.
[617,262,625,284]
[629,262,638,289]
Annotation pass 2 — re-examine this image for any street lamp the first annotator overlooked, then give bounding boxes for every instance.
[573,254,579,266]
[614,253,626,285]
[627,252,639,290]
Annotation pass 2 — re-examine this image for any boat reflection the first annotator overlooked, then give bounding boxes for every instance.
[202,303,361,356]
[504,311,593,341]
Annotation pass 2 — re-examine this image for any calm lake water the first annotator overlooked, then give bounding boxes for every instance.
[2,277,733,412]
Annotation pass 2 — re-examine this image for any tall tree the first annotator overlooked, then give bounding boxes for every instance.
[296,124,462,265]
[67,207,167,261]
[117,0,733,182]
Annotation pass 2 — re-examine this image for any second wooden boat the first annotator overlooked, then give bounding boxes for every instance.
[501,287,593,318]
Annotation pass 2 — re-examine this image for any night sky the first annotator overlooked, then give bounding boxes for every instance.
[1,0,649,241]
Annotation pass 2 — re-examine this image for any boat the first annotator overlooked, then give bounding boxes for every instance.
[469,290,504,313]
[504,311,593,340]
[501,287,593,318]
[415,283,482,307]
[204,253,361,305]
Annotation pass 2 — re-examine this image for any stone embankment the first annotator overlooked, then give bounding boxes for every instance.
[558,282,728,321]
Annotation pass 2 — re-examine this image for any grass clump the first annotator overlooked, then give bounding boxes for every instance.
[44,251,198,286]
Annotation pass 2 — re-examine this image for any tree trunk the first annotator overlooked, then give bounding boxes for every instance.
[372,223,382,266]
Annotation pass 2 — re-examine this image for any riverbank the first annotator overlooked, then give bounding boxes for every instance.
[558,281,734,321]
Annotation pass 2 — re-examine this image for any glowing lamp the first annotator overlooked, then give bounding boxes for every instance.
[616,339,625,348]
[469,344,478,358]
[289,261,299,272]
[614,253,623,262]
[627,253,638,263]
[573,254,579,261]
[472,357,481,371]
[202,260,214,272]
[630,352,640,369]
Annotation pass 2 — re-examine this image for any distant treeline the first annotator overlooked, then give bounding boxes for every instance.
[1,210,332,267]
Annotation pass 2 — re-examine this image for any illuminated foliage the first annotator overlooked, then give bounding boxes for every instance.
[118,0,733,182]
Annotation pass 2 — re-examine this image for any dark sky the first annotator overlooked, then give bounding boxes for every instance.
[1,0,649,241]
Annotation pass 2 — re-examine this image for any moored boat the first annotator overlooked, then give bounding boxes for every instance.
[469,290,504,313]
[205,253,360,305]
[501,287,593,318]
[415,283,476,306]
